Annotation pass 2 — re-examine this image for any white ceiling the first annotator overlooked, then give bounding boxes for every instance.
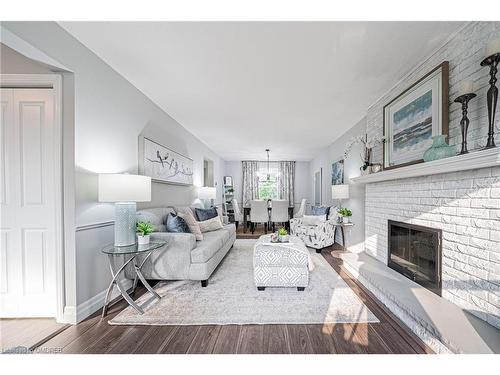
[60,22,463,161]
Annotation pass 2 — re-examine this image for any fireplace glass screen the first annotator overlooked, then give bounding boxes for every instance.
[388,220,441,295]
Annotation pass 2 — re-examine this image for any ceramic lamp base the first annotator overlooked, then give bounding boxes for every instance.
[114,202,137,246]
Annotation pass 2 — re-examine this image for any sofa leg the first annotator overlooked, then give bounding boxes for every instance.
[264,223,267,234]
[316,249,322,254]
[251,223,255,234]
[297,287,305,291]
[201,280,208,287]
[235,221,239,230]
[257,286,265,291]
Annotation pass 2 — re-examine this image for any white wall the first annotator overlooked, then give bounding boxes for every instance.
[2,22,226,319]
[309,117,367,252]
[224,160,310,214]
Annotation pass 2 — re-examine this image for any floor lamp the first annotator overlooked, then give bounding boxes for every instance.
[98,174,152,247]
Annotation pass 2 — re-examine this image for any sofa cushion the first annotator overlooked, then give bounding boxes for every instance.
[177,211,203,241]
[311,206,330,219]
[191,230,225,263]
[302,214,327,225]
[221,223,236,242]
[136,207,174,232]
[195,207,219,221]
[165,213,190,233]
[198,216,224,233]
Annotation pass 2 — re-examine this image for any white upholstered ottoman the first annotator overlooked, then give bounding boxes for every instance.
[253,235,311,291]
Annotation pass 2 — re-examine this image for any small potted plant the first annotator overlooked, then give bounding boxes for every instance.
[278,227,289,243]
[136,221,154,245]
[337,208,352,224]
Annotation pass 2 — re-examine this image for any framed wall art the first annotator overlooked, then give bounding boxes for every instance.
[331,159,344,185]
[383,61,449,170]
[140,137,194,185]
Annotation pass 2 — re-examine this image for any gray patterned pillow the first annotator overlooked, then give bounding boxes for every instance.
[165,213,190,233]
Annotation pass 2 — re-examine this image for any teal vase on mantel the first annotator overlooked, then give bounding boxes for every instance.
[423,135,456,162]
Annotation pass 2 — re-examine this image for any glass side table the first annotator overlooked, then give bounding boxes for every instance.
[101,241,166,318]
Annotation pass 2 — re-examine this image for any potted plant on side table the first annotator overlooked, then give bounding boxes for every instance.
[136,221,154,245]
[337,208,352,224]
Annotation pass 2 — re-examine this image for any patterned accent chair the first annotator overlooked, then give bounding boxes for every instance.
[289,217,337,252]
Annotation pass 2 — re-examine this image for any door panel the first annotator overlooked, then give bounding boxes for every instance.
[0,88,57,317]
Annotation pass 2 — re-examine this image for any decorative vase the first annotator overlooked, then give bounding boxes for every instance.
[423,135,456,162]
[279,234,290,243]
[342,216,349,224]
[137,234,150,245]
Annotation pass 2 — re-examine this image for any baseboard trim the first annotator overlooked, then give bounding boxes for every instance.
[75,280,132,323]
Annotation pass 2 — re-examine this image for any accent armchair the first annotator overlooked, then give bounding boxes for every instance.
[289,217,337,252]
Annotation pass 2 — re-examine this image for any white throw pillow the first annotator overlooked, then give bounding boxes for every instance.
[197,216,224,233]
[302,214,327,226]
[177,211,204,241]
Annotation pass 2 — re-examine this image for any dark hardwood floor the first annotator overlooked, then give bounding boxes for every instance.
[23,243,433,354]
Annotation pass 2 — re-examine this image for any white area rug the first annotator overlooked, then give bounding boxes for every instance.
[109,239,379,325]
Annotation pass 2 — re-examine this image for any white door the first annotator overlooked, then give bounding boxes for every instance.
[0,88,58,317]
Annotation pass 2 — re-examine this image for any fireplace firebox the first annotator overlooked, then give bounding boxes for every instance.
[388,220,442,296]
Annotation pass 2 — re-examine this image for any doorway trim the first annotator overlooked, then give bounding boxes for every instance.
[0,74,65,322]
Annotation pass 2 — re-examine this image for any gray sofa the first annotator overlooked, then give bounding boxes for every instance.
[128,205,236,287]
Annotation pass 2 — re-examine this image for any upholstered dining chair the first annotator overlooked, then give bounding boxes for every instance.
[231,198,247,230]
[294,198,307,218]
[270,199,290,231]
[250,200,269,234]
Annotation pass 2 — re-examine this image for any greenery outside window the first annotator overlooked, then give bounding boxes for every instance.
[257,161,278,200]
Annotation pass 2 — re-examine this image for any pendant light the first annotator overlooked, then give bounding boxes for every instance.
[265,149,271,181]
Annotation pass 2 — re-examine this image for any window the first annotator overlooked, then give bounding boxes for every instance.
[257,162,278,200]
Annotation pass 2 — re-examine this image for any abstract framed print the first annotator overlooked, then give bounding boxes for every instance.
[383,62,449,170]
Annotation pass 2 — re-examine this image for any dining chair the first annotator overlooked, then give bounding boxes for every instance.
[270,199,290,231]
[231,198,248,230]
[250,200,269,234]
[294,198,307,218]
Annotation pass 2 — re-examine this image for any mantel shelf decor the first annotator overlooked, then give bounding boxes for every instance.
[351,147,500,184]
[454,92,477,154]
[480,38,500,149]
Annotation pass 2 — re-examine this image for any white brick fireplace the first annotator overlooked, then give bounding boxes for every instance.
[364,165,500,329]
[344,22,500,352]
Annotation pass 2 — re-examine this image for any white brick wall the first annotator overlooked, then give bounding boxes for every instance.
[364,22,500,329]
[365,167,500,329]
[368,22,500,162]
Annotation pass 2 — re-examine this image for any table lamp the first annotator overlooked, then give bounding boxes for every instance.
[198,186,216,209]
[98,174,151,246]
[331,184,349,208]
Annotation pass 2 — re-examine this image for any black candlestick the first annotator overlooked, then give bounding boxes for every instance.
[480,53,500,149]
[454,93,476,154]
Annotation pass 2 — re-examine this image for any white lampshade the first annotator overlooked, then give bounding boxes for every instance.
[98,174,151,202]
[198,186,217,200]
[331,184,350,200]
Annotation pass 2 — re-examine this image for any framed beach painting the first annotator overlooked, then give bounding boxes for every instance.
[331,159,344,185]
[140,137,194,185]
[383,61,449,170]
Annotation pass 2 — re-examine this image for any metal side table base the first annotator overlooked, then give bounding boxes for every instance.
[101,241,166,318]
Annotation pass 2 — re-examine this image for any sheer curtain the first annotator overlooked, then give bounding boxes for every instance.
[278,161,295,207]
[242,161,259,206]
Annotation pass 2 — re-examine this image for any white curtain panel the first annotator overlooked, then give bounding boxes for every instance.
[242,161,259,206]
[278,161,295,207]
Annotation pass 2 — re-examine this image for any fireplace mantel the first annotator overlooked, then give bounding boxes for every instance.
[351,147,500,184]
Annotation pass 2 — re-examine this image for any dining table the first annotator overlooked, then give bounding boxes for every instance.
[242,202,294,233]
